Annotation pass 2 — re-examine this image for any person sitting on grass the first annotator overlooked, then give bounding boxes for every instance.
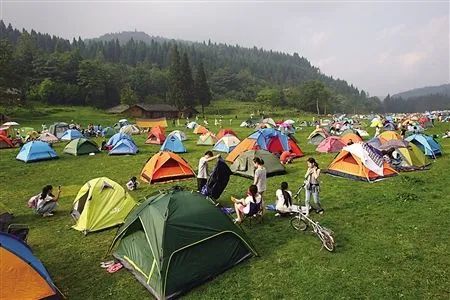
[280,150,295,165]
[275,182,293,216]
[126,176,139,191]
[231,184,262,223]
[36,185,61,217]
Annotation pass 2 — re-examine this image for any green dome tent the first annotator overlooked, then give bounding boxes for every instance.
[230,149,286,178]
[109,188,257,299]
[64,138,99,156]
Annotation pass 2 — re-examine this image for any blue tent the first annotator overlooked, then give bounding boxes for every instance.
[0,232,61,299]
[405,134,442,158]
[107,133,133,147]
[160,135,186,153]
[60,129,83,141]
[16,141,58,163]
[109,139,138,155]
[248,128,289,152]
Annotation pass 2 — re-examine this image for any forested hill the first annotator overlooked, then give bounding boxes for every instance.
[392,84,450,99]
[0,21,382,113]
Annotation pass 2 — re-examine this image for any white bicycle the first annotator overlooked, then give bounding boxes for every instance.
[290,185,335,252]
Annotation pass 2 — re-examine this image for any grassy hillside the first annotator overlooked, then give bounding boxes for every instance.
[1,102,449,299]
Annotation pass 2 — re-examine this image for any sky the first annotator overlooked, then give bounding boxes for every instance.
[1,0,449,97]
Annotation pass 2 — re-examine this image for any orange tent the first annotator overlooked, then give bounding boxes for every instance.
[0,135,14,149]
[378,131,401,144]
[340,133,363,145]
[140,152,195,183]
[217,128,238,139]
[145,126,166,145]
[193,125,209,135]
[326,149,397,182]
[226,138,259,162]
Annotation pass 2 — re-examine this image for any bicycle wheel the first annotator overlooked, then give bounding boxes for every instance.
[290,217,308,231]
[319,230,335,252]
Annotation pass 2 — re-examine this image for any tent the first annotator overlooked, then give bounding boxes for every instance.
[378,131,402,144]
[146,126,166,145]
[186,121,197,129]
[102,127,116,138]
[0,232,62,299]
[0,135,14,149]
[230,149,286,178]
[16,141,58,163]
[160,135,186,153]
[383,123,396,131]
[140,152,195,184]
[340,132,363,145]
[71,177,137,234]
[167,130,187,141]
[136,118,168,129]
[213,134,241,153]
[197,132,217,146]
[39,132,59,144]
[308,129,328,145]
[356,129,370,137]
[107,133,133,147]
[370,118,382,128]
[216,128,238,140]
[19,127,35,138]
[326,143,397,182]
[109,188,257,300]
[109,139,138,155]
[48,122,69,139]
[316,136,345,153]
[60,129,83,141]
[64,138,99,156]
[25,131,39,142]
[405,134,442,158]
[395,143,430,171]
[193,125,208,135]
[120,124,140,135]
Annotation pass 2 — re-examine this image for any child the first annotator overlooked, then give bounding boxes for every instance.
[126,176,139,191]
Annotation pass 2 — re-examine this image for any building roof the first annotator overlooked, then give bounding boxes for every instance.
[106,104,130,114]
[107,103,179,114]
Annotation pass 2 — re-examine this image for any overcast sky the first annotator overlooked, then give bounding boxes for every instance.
[1,0,449,97]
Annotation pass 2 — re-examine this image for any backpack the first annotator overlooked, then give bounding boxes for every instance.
[27,194,41,209]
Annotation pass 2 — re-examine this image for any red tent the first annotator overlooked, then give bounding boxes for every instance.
[216,128,238,140]
[0,135,14,149]
[145,126,166,145]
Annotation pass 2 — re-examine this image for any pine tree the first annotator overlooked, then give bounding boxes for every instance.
[180,52,194,109]
[194,61,212,117]
[167,45,184,109]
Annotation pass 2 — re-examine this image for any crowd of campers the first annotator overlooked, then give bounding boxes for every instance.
[1,109,448,299]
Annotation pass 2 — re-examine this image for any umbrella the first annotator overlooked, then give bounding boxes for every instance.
[284,119,295,125]
[2,122,19,126]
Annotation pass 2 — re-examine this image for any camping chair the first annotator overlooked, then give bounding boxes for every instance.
[7,224,30,242]
[0,212,13,232]
[243,201,263,226]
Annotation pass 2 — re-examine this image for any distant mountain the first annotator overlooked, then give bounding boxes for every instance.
[90,31,173,45]
[392,84,450,99]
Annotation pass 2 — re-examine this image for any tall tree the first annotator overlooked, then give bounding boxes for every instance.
[194,61,211,117]
[167,45,184,109]
[180,52,194,108]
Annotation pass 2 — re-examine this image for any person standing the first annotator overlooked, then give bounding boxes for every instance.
[197,151,220,192]
[304,157,323,214]
[253,157,267,200]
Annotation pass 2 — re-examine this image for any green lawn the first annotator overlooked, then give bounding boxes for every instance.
[1,102,449,299]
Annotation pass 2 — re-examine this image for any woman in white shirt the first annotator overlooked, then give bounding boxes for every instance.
[275,182,292,216]
[36,185,61,217]
[232,185,261,223]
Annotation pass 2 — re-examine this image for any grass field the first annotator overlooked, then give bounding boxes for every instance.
[1,101,449,299]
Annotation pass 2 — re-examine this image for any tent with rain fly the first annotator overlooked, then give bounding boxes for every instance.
[230,149,286,178]
[308,129,328,145]
[120,124,140,135]
[109,139,138,155]
[39,132,59,144]
[167,130,187,141]
[71,177,136,234]
[0,135,14,149]
[405,134,442,158]
[140,152,195,184]
[197,132,217,146]
[325,143,397,182]
[16,141,58,163]
[378,131,402,144]
[60,129,83,141]
[64,138,99,156]
[102,127,116,138]
[48,122,69,139]
[146,126,166,145]
[316,136,345,153]
[213,134,241,153]
[216,128,238,139]
[394,143,430,171]
[107,133,133,147]
[160,135,186,153]
[109,188,257,300]
[340,132,363,145]
[0,232,62,299]
[193,125,209,134]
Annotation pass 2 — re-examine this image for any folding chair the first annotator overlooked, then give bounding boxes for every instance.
[244,201,264,226]
[7,224,30,242]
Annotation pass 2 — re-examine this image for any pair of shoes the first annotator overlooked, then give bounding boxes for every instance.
[100,261,115,268]
[234,218,241,224]
[274,213,280,217]
[43,212,54,217]
[317,209,324,215]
